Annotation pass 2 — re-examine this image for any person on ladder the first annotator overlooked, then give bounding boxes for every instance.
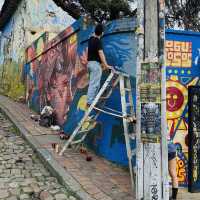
[87,23,112,108]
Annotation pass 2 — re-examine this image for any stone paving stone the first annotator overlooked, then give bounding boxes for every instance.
[19,193,30,200]
[9,182,19,188]
[69,196,77,200]
[6,196,18,200]
[55,193,68,200]
[9,188,21,196]
[0,190,9,199]
[39,191,54,200]
[22,186,34,194]
[30,183,41,194]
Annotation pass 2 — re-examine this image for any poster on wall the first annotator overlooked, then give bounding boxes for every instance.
[188,86,200,192]
[140,62,161,142]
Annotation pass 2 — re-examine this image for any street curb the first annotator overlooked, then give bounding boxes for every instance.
[0,101,95,200]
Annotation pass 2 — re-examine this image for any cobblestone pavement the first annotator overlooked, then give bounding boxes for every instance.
[0,112,77,200]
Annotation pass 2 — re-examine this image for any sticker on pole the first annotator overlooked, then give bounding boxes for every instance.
[140,62,161,143]
[141,103,161,143]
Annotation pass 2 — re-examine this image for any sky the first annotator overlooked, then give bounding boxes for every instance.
[0,0,4,11]
[129,1,137,11]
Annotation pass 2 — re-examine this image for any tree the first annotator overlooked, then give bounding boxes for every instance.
[52,0,136,22]
[165,0,200,31]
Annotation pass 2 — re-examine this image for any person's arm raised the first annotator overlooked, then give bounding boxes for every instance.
[98,50,112,70]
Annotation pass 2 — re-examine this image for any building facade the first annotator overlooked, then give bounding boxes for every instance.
[0,0,74,98]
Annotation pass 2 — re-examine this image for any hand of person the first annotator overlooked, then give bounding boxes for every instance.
[106,65,116,73]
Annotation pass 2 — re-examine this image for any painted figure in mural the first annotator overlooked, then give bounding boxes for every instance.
[39,32,88,126]
[87,24,111,106]
[48,39,78,125]
[168,137,178,200]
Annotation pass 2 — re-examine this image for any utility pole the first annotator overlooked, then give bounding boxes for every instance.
[136,0,168,199]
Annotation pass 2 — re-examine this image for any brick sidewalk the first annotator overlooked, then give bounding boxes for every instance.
[0,95,200,200]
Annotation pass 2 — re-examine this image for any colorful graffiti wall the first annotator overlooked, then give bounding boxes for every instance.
[25,17,137,165]
[165,30,200,185]
[0,0,74,99]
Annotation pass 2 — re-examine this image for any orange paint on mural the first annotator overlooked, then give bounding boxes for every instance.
[176,158,186,183]
[165,40,192,67]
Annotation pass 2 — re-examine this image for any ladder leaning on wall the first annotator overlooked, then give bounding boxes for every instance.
[59,67,137,190]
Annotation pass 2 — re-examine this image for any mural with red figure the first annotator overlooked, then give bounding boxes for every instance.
[26,30,88,125]
[45,34,88,125]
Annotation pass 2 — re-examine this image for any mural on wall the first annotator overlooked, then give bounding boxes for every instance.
[0,0,74,99]
[25,17,137,165]
[165,30,200,185]
[26,32,49,112]
[0,18,26,98]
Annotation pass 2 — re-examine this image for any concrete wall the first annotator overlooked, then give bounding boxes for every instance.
[166,29,200,186]
[0,0,74,99]
[25,17,137,166]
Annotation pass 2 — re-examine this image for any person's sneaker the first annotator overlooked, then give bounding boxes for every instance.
[86,103,91,109]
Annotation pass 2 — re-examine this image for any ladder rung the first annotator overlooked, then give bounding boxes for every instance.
[126,103,133,107]
[124,116,136,122]
[94,107,123,118]
[129,134,136,140]
[124,88,131,92]
[84,118,96,122]
[131,149,136,157]
[100,96,110,100]
[78,129,91,134]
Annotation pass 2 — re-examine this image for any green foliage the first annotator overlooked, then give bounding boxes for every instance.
[80,0,132,21]
[166,0,200,31]
[53,0,135,22]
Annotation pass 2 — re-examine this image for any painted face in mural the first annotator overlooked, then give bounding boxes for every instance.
[167,87,184,112]
[166,74,199,185]
[74,51,88,89]
[47,35,88,125]
[48,42,71,124]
